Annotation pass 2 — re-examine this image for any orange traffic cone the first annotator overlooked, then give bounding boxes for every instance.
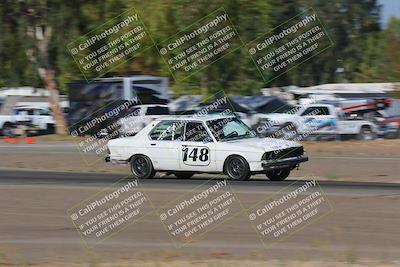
[3,136,10,143]
[24,136,35,144]
[9,137,19,144]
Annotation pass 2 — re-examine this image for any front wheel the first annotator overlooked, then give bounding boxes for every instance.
[266,169,290,181]
[130,155,155,179]
[2,122,14,135]
[225,155,251,181]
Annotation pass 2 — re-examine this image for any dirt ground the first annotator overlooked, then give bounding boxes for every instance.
[0,135,399,183]
[0,136,399,266]
[0,183,399,266]
[0,260,397,267]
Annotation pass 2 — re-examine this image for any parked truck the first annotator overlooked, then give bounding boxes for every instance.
[117,104,171,137]
[0,106,55,135]
[253,104,381,140]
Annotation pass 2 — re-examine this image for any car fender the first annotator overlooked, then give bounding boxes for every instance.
[216,150,261,173]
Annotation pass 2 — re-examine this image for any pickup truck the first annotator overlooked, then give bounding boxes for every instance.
[253,104,381,140]
[117,104,171,137]
[0,106,55,135]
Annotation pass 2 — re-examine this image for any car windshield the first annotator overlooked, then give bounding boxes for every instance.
[206,117,256,141]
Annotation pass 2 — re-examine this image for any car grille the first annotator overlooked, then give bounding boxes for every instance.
[262,146,304,161]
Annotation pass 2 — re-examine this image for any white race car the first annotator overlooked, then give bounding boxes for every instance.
[105,115,308,181]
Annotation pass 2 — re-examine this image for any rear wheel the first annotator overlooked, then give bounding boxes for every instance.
[225,155,251,181]
[46,123,55,134]
[266,169,290,181]
[357,126,376,140]
[172,172,195,179]
[130,155,155,179]
[384,128,400,139]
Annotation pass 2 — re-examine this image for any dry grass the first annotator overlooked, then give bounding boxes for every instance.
[3,259,398,267]
[303,139,400,156]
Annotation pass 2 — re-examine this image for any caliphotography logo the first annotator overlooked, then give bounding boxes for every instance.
[1,1,400,267]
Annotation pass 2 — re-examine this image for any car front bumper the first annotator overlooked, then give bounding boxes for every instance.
[261,155,309,170]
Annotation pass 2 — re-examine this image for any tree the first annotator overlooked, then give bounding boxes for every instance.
[355,17,400,82]
[26,2,68,134]
[0,0,393,99]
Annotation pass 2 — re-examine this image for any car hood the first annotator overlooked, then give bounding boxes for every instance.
[260,113,300,121]
[258,113,301,124]
[218,137,302,152]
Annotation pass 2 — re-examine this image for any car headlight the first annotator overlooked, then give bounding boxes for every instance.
[261,151,275,161]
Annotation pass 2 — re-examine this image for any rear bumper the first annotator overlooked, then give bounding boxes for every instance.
[261,155,309,170]
[104,155,128,164]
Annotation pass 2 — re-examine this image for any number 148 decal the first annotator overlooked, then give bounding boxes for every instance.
[182,146,210,166]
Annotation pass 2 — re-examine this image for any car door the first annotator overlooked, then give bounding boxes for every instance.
[336,110,358,135]
[33,108,52,130]
[179,121,217,172]
[147,120,183,170]
[300,106,335,134]
[15,109,31,125]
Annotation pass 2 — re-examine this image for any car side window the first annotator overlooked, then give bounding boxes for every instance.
[184,122,212,142]
[36,109,50,116]
[301,107,329,116]
[149,121,183,141]
[16,110,28,115]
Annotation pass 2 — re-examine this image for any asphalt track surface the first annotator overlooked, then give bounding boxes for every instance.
[1,168,400,194]
[0,169,399,263]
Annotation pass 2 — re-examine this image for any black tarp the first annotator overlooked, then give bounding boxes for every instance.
[169,95,203,114]
[230,95,293,113]
[197,96,250,113]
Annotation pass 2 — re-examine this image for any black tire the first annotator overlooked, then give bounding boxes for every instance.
[130,155,155,179]
[384,128,400,139]
[1,122,14,135]
[46,123,55,134]
[357,126,376,141]
[225,155,251,181]
[172,172,195,179]
[266,169,290,181]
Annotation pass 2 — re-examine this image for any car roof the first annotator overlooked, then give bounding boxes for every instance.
[154,114,236,123]
[14,106,48,110]
[138,104,168,107]
[305,104,332,108]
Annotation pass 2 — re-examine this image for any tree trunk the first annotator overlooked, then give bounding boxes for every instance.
[39,68,67,134]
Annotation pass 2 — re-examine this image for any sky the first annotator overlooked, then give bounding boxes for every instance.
[379,0,400,27]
